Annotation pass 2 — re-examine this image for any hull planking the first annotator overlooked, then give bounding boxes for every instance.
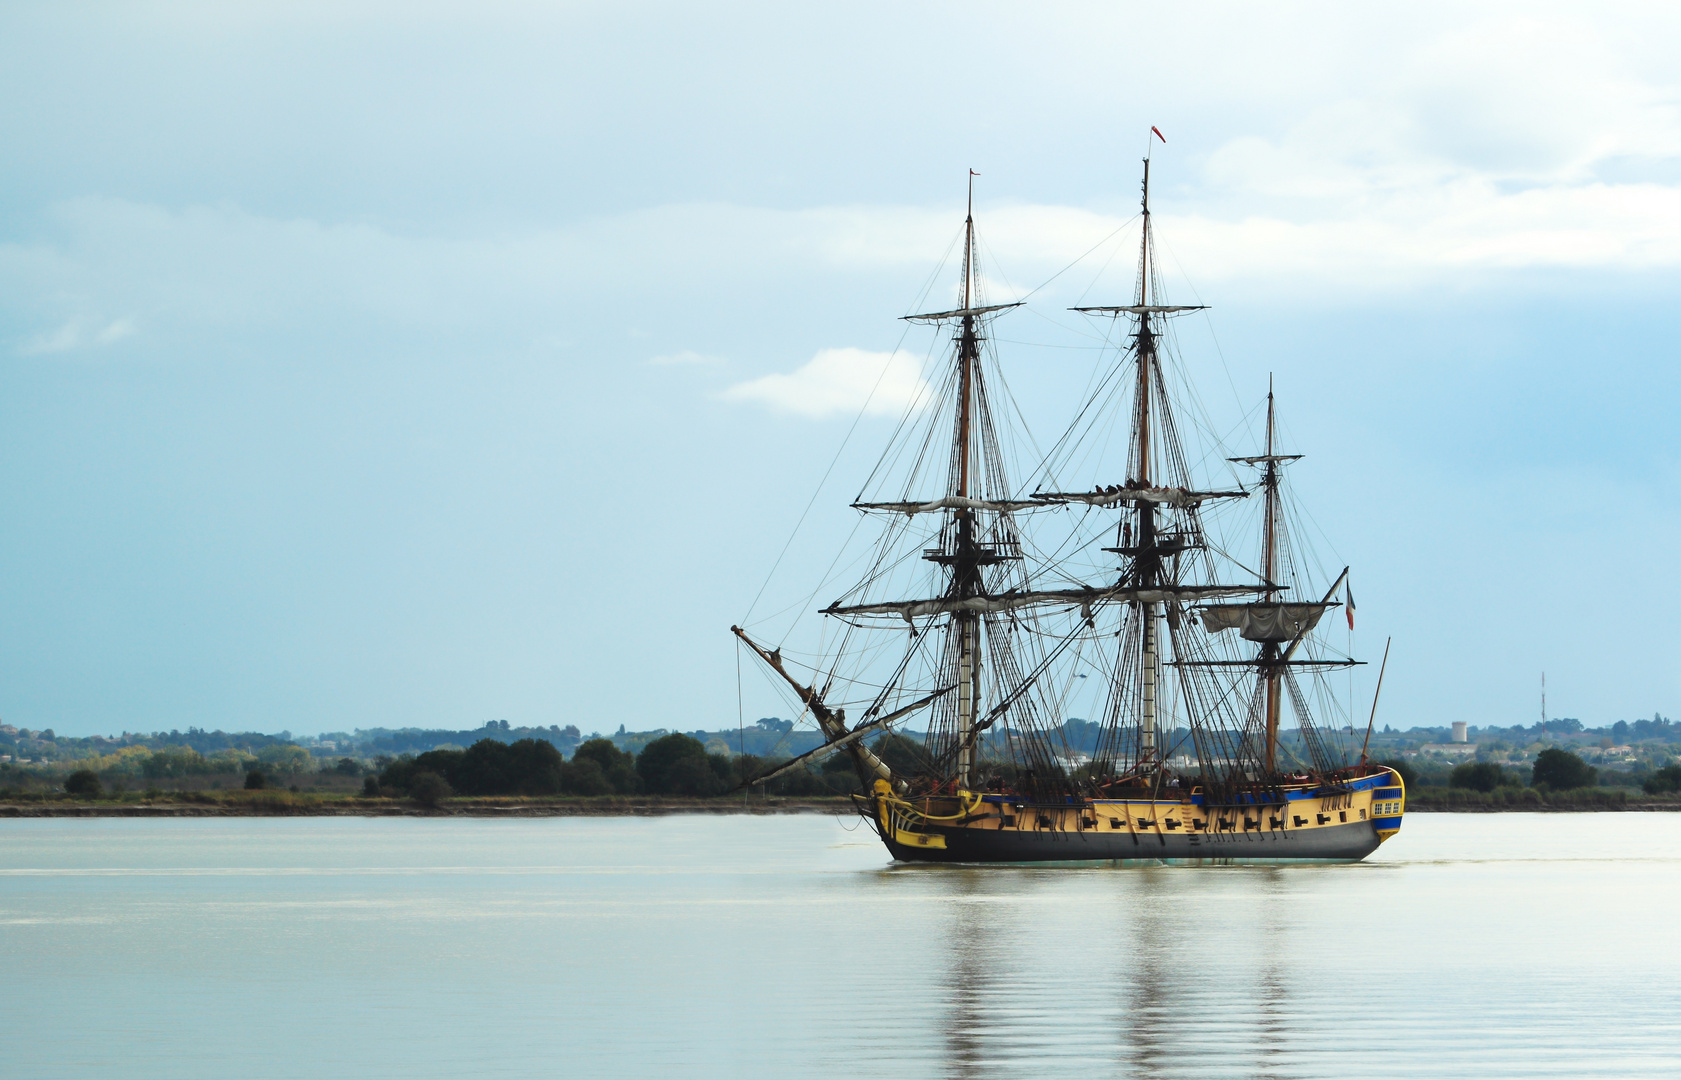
[871,768,1405,866]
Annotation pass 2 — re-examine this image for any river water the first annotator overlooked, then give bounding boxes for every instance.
[1,812,1676,1079]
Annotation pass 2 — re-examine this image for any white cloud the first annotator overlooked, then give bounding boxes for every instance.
[720,348,930,419]
[20,316,136,355]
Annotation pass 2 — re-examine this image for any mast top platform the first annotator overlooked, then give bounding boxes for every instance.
[1071,304,1206,315]
[902,301,1023,323]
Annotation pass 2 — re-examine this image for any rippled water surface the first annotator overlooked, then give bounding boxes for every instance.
[2,812,1677,1078]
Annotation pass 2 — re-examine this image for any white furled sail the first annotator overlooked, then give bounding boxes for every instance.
[1200,602,1336,642]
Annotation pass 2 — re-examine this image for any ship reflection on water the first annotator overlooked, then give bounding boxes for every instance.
[915,865,1316,1079]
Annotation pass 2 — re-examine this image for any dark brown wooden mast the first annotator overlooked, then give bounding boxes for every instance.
[953,170,981,787]
[1260,383,1283,772]
[1134,157,1161,766]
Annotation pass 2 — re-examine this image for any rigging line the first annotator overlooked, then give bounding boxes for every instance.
[992,339,1112,351]
[1018,302,1112,342]
[1183,396,1266,478]
[1073,221,1136,307]
[741,320,917,624]
[975,229,1018,303]
[855,330,951,499]
[980,339,1048,487]
[1023,334,1134,490]
[1014,212,1142,304]
[1153,229,1253,441]
[906,223,967,320]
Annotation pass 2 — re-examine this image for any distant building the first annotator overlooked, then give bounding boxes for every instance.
[1451,722,1468,743]
[1410,743,1477,760]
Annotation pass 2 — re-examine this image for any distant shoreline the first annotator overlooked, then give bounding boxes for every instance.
[4,797,1680,818]
[0,796,856,818]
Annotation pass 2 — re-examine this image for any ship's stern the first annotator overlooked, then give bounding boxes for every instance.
[1371,767,1406,843]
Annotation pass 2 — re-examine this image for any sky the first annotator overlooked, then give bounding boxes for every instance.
[3,1,1680,737]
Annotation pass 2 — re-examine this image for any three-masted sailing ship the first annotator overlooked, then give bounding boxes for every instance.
[734,157,1405,864]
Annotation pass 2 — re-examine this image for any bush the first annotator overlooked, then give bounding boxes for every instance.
[362,775,381,797]
[409,771,452,808]
[244,771,268,790]
[452,738,564,796]
[1450,761,1507,793]
[571,739,639,794]
[64,769,103,798]
[1643,764,1681,795]
[562,756,613,796]
[1532,748,1596,790]
[376,738,568,797]
[637,733,726,796]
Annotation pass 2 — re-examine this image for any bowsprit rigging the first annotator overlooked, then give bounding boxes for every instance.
[733,152,1406,864]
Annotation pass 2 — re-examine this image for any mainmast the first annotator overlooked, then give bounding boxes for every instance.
[1260,385,1283,772]
[1134,158,1161,768]
[953,170,982,788]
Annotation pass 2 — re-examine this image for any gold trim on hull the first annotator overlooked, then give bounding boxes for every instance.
[871,769,1406,864]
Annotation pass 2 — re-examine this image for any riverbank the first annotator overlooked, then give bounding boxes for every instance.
[5,792,1681,816]
[0,794,858,817]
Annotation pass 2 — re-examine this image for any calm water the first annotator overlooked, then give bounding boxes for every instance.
[1,812,1677,1079]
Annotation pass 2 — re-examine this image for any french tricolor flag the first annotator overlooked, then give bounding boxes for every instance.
[1345,581,1356,630]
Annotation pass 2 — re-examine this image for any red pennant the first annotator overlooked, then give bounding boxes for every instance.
[1151,126,1166,143]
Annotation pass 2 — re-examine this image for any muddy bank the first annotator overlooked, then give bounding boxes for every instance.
[0,796,857,818]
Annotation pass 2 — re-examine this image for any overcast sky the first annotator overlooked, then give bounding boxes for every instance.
[4,1,1680,737]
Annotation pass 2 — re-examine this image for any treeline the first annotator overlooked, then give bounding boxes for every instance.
[368,733,935,803]
[1389,749,1681,798]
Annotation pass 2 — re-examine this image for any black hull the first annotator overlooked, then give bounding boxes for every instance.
[881,817,1382,865]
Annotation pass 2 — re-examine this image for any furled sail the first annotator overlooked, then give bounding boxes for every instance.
[830,583,1268,620]
[852,495,1055,516]
[1200,602,1334,642]
[1032,484,1246,509]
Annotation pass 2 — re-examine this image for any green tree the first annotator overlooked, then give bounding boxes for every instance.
[409,770,452,808]
[1532,748,1596,790]
[244,771,268,790]
[1450,761,1507,792]
[64,769,103,798]
[334,757,364,776]
[571,738,638,794]
[450,738,565,795]
[257,744,312,776]
[142,748,209,779]
[637,733,725,796]
[374,739,565,796]
[1642,764,1681,795]
[563,756,613,796]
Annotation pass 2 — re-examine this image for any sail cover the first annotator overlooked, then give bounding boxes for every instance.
[1200,603,1333,642]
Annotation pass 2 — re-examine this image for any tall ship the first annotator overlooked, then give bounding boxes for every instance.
[734,154,1405,864]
